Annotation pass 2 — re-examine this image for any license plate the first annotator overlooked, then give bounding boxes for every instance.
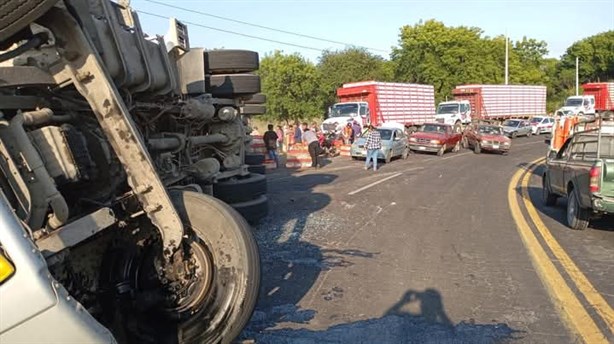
[493,144,500,149]
[419,146,426,150]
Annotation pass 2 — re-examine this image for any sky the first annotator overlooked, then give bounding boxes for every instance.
[131,0,614,63]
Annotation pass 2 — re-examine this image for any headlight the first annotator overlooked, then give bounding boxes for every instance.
[430,139,440,144]
[503,142,510,146]
[409,137,417,142]
[218,106,238,121]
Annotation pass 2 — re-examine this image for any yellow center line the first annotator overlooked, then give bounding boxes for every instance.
[521,163,614,332]
[508,162,607,343]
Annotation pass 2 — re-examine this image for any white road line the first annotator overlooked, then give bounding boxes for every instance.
[348,171,404,195]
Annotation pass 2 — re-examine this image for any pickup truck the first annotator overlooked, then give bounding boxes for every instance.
[542,129,614,230]
[408,123,463,156]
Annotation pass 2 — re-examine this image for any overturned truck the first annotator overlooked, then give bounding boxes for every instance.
[0,0,265,343]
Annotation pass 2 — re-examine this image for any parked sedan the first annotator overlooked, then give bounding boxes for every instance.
[463,124,511,154]
[502,119,532,138]
[530,116,554,135]
[350,125,409,163]
[408,123,463,156]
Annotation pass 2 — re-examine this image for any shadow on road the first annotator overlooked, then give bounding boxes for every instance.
[241,169,378,339]
[243,287,519,343]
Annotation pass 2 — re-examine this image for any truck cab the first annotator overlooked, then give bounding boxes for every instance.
[435,100,472,130]
[559,95,596,117]
[322,102,369,133]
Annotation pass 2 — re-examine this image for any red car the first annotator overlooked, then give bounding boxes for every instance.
[463,124,511,154]
[408,123,463,156]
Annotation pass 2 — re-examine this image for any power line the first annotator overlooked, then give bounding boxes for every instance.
[137,10,326,52]
[143,0,388,53]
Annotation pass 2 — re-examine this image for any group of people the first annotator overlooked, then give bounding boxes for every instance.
[261,120,382,171]
[262,122,325,169]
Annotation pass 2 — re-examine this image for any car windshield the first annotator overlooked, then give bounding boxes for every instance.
[377,129,393,140]
[329,103,359,118]
[503,120,521,127]
[530,117,544,124]
[565,98,583,107]
[437,104,459,114]
[421,124,447,133]
[478,125,503,135]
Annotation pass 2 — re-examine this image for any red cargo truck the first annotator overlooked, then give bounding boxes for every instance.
[435,85,547,128]
[322,81,436,133]
[582,82,614,113]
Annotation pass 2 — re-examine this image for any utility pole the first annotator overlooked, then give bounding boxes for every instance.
[505,33,509,85]
[575,57,579,96]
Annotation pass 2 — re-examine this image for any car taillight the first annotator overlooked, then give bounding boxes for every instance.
[589,166,601,193]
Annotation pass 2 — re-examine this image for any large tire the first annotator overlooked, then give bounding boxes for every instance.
[244,93,266,104]
[230,195,269,224]
[248,164,266,175]
[207,74,261,97]
[566,188,589,230]
[213,173,266,204]
[542,175,558,206]
[204,50,259,74]
[241,104,267,115]
[245,154,266,165]
[99,191,260,344]
[0,0,58,43]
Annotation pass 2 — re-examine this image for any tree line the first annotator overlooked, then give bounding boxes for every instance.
[257,19,614,123]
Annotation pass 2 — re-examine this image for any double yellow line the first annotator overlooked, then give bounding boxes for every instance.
[508,159,614,343]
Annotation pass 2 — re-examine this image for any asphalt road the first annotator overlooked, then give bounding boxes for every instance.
[240,135,614,344]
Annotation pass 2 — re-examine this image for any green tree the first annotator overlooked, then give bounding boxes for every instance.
[317,47,393,107]
[559,31,614,83]
[258,51,325,123]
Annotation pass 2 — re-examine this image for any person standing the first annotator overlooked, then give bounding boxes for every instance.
[275,125,284,152]
[343,122,354,144]
[364,124,381,171]
[294,121,303,144]
[352,121,362,142]
[302,122,320,168]
[263,124,279,168]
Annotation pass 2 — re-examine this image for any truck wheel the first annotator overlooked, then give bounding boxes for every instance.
[229,195,269,224]
[437,145,445,157]
[213,173,267,204]
[542,175,558,206]
[100,191,260,344]
[241,104,267,115]
[245,154,266,165]
[207,74,261,97]
[205,50,259,74]
[0,0,57,43]
[244,93,266,104]
[474,142,481,154]
[248,164,266,174]
[566,188,589,230]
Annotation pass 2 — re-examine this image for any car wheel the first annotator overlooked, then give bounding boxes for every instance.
[536,128,541,135]
[385,151,392,163]
[402,148,409,160]
[473,142,481,154]
[511,132,517,139]
[566,187,589,230]
[527,130,532,137]
[437,145,445,157]
[542,175,558,206]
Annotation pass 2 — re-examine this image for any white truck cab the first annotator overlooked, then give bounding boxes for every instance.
[322,102,369,133]
[559,95,596,117]
[435,100,472,129]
